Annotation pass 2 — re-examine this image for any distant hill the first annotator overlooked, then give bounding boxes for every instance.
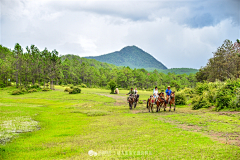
[85,46,167,70]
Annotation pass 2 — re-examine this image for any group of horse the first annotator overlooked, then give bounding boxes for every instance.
[147,92,176,112]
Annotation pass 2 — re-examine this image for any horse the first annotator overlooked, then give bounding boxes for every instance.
[133,94,138,108]
[146,95,154,112]
[167,92,176,111]
[128,94,135,109]
[156,92,167,112]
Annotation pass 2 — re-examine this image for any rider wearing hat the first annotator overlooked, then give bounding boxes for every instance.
[126,88,134,95]
[166,86,172,103]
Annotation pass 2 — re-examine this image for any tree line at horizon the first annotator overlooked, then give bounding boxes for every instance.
[0,44,197,90]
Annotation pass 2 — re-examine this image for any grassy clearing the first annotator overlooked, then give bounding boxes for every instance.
[0,86,239,159]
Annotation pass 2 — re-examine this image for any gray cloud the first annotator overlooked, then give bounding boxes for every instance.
[0,0,239,68]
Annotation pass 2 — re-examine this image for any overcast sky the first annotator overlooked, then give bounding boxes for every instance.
[1,0,239,69]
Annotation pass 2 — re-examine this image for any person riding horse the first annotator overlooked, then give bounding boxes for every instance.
[166,86,172,103]
[153,86,158,104]
[126,88,135,101]
[134,88,139,102]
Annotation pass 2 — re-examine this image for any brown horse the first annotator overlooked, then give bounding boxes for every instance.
[167,92,176,111]
[146,96,154,112]
[156,92,167,112]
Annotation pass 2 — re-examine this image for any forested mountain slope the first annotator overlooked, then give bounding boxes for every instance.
[85,45,168,70]
[61,54,119,70]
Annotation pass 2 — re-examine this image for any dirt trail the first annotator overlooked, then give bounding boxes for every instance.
[97,93,127,106]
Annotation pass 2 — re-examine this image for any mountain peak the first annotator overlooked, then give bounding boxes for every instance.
[85,46,167,70]
[120,45,140,51]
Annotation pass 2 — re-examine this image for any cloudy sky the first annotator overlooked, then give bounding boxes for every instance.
[1,0,239,69]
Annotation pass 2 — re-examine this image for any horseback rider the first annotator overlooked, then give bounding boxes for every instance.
[126,88,135,101]
[153,86,158,104]
[126,88,134,95]
[166,86,172,103]
[134,88,139,102]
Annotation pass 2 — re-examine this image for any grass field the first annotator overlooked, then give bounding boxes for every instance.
[0,86,240,159]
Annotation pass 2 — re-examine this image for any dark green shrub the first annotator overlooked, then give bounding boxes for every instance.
[108,80,117,94]
[175,92,186,105]
[7,82,11,86]
[11,90,22,95]
[69,87,81,94]
[31,84,40,89]
[0,81,6,88]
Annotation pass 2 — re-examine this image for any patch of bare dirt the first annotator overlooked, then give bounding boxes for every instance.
[97,93,127,106]
[218,111,240,115]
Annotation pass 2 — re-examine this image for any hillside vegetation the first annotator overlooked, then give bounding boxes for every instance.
[190,39,240,111]
[85,45,168,70]
[0,44,197,90]
[148,68,198,75]
[61,54,118,70]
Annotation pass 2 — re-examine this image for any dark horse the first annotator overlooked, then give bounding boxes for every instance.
[133,94,138,108]
[156,92,167,112]
[166,92,176,111]
[128,94,135,109]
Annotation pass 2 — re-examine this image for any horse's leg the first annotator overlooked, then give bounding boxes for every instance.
[148,102,150,112]
[156,103,159,112]
[169,103,171,112]
[174,103,176,111]
[146,99,149,108]
[151,104,153,113]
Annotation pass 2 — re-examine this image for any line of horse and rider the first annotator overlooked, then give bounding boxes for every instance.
[126,86,175,112]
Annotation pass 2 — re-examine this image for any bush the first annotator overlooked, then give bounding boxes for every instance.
[192,95,211,110]
[64,87,71,92]
[195,82,209,95]
[108,80,117,94]
[21,88,27,93]
[69,87,81,94]
[181,88,195,98]
[31,84,40,89]
[28,89,37,93]
[42,88,51,91]
[12,90,22,95]
[0,81,6,88]
[175,92,187,105]
[80,83,87,88]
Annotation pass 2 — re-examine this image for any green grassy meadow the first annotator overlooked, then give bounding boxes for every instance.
[0,86,240,159]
